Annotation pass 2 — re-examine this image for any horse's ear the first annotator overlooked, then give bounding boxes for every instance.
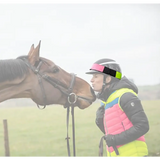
[28,41,41,65]
[28,44,34,55]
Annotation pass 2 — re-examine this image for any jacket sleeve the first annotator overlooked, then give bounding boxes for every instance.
[95,105,105,134]
[114,92,149,146]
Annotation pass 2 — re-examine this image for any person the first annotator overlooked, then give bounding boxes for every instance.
[86,58,149,157]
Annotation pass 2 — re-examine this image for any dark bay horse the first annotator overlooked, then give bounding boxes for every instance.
[0,41,96,109]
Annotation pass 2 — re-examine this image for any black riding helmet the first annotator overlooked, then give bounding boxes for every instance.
[86,58,122,96]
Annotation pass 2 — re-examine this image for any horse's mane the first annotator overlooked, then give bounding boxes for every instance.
[0,57,29,82]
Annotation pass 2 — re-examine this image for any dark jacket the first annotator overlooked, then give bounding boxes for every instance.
[95,76,149,145]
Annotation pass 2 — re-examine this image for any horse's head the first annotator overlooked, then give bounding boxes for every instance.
[16,41,96,109]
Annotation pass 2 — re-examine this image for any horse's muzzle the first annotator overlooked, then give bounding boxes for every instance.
[90,86,96,102]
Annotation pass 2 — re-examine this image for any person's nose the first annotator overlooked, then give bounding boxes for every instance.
[90,77,94,83]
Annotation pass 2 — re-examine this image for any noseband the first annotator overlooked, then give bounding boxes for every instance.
[17,56,93,156]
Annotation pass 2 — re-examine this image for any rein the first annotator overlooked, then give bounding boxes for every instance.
[18,57,92,156]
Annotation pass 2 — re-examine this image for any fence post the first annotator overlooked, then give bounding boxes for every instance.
[3,119,10,156]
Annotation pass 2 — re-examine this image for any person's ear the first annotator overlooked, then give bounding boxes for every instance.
[105,76,111,83]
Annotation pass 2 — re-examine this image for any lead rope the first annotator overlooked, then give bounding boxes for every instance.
[65,105,71,156]
[65,105,76,157]
[71,105,76,156]
[99,135,105,156]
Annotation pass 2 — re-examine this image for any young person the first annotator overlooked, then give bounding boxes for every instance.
[86,58,149,157]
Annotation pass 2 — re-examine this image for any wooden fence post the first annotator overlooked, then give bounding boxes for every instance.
[3,119,10,156]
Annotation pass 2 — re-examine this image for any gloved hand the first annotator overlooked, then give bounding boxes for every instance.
[104,134,116,147]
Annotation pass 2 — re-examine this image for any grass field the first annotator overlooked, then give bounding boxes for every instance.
[0,100,160,157]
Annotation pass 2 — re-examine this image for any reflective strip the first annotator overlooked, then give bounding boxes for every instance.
[100,61,119,65]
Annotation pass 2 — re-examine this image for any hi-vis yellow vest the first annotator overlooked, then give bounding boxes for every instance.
[102,88,148,157]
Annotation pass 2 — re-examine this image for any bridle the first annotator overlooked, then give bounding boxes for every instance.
[17,56,93,108]
[17,56,94,156]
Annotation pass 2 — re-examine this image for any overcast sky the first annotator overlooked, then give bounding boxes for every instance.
[0,3,160,86]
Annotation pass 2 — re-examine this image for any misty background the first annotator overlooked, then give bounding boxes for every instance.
[0,3,160,107]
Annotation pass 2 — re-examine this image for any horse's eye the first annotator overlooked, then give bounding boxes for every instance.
[52,66,59,73]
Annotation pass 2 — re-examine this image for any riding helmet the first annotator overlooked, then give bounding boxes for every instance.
[86,58,122,80]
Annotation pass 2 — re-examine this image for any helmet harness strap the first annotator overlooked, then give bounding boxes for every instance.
[97,75,113,99]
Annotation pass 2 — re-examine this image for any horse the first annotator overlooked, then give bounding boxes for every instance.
[0,41,96,157]
[0,41,96,109]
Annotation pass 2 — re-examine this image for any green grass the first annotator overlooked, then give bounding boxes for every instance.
[142,100,160,156]
[0,100,160,156]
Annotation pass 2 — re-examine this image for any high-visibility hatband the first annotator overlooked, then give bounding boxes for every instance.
[90,63,122,79]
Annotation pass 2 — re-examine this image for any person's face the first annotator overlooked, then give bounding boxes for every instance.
[90,74,104,92]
